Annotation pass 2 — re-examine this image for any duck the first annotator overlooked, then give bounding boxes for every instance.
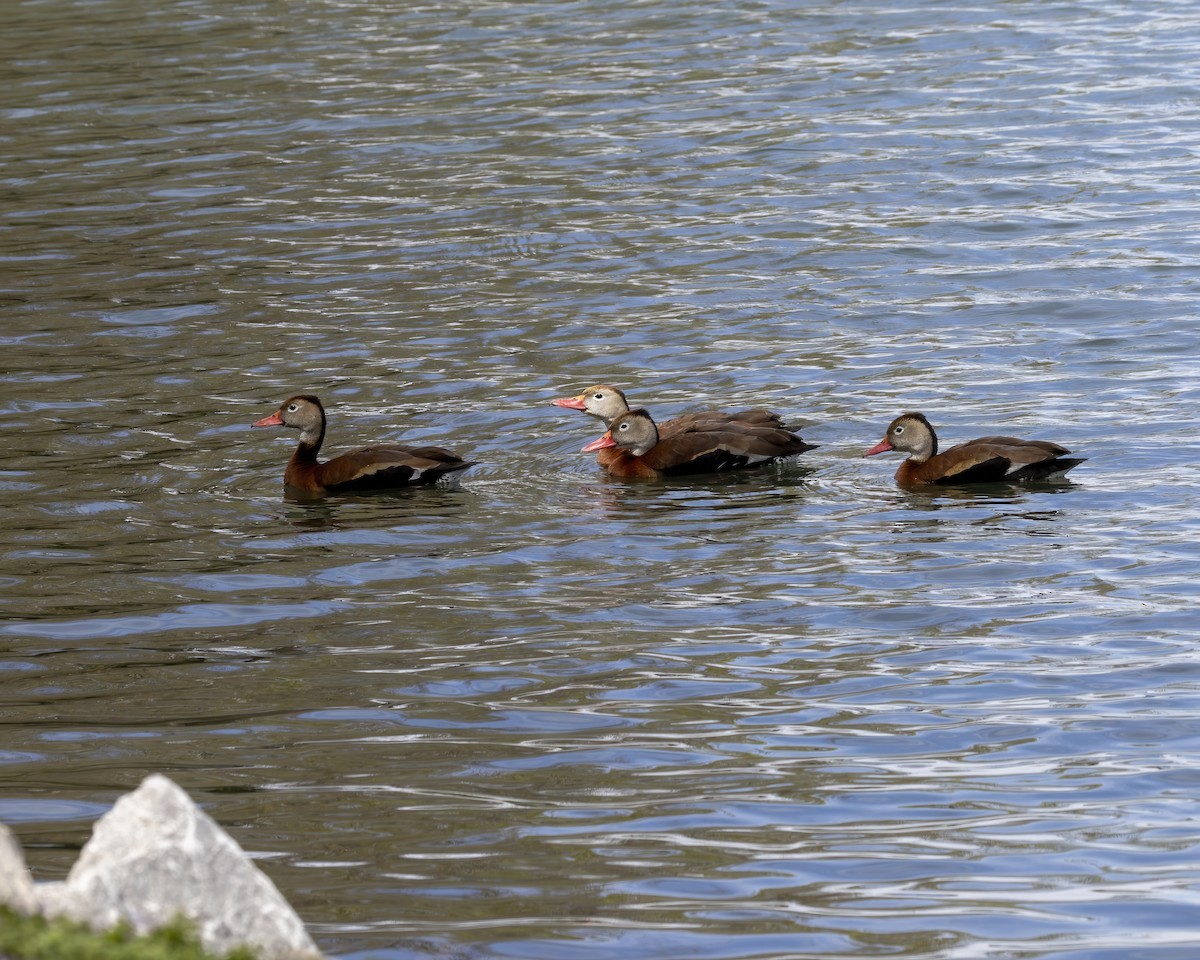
[252,394,475,494]
[582,408,817,479]
[552,384,784,431]
[864,412,1085,487]
[552,384,787,469]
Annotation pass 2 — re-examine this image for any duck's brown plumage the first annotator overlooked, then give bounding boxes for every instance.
[252,394,475,494]
[583,408,817,479]
[552,384,788,468]
[864,412,1085,487]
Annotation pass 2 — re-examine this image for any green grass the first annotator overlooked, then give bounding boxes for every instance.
[0,909,259,960]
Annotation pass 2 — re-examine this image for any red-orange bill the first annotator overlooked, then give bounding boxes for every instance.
[581,433,615,452]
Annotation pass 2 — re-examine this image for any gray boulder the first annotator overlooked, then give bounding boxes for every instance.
[0,822,38,914]
[40,774,321,960]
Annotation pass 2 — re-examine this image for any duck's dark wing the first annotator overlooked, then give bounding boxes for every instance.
[319,444,476,491]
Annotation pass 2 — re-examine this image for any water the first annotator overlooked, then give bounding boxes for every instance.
[4,0,1200,957]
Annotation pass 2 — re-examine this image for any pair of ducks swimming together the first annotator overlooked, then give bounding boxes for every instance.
[252,385,1086,496]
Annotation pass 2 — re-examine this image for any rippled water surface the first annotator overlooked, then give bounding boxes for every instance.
[4,1,1200,957]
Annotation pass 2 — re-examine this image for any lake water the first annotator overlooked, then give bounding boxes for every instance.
[4,1,1200,958]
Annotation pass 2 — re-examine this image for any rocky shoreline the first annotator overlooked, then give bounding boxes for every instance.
[1,775,321,960]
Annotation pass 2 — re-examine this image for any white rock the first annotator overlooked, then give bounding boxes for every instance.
[31,879,69,916]
[44,774,321,959]
[0,822,38,914]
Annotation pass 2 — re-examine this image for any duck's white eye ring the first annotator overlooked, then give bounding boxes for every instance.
[287,403,299,412]
[893,425,904,435]
[593,392,605,400]
[618,421,630,431]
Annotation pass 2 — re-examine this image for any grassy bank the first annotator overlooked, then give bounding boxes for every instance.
[0,909,257,960]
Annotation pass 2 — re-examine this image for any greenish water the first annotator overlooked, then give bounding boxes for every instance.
[4,1,1200,958]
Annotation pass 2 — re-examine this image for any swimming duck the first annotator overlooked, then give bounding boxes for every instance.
[252,394,475,494]
[864,412,1084,487]
[552,384,783,430]
[583,408,817,479]
[553,384,787,468]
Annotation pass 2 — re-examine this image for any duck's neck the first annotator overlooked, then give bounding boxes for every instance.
[908,426,937,462]
[628,422,659,457]
[291,421,325,465]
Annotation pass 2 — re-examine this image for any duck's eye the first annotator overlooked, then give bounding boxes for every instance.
[287,403,299,412]
[593,392,605,400]
[893,425,904,435]
[618,421,630,431]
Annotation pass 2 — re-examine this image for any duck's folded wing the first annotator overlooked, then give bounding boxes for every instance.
[661,409,785,436]
[322,444,475,490]
[932,438,1075,483]
[644,425,814,474]
[957,436,1072,457]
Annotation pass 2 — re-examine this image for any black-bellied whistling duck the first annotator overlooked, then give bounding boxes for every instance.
[864,412,1085,487]
[582,408,817,479]
[252,394,475,494]
[552,384,784,431]
[552,384,787,469]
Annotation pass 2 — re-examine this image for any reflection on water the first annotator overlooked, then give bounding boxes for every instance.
[5,1,1200,959]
